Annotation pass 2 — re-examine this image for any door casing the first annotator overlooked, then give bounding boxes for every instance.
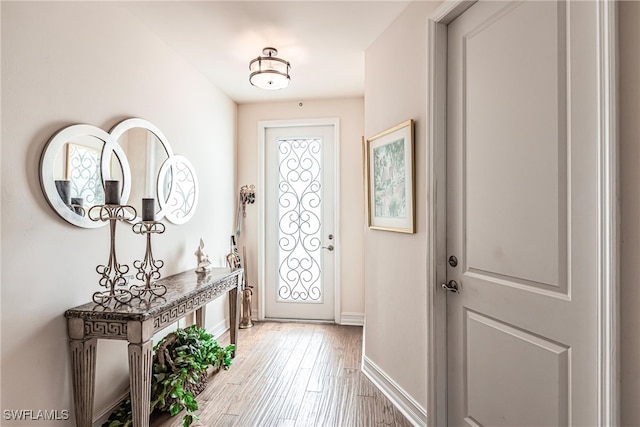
[425,1,619,426]
[258,118,341,323]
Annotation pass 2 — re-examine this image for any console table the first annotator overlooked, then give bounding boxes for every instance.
[64,267,242,427]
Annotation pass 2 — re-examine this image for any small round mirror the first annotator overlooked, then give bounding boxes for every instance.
[158,155,199,224]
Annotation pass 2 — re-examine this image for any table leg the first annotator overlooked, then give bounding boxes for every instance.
[128,340,153,427]
[195,305,206,329]
[69,338,97,427]
[228,286,239,357]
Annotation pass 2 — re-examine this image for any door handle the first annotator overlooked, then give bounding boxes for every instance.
[322,245,334,251]
[441,280,459,293]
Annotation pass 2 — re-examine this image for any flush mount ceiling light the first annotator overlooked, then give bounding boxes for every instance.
[249,47,291,90]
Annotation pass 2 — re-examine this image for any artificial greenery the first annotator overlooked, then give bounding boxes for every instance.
[103,325,235,427]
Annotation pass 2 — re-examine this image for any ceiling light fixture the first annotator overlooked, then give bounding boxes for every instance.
[249,47,291,90]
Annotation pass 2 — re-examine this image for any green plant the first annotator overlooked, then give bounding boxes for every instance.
[103,325,235,427]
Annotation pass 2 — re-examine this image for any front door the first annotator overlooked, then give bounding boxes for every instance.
[447,1,601,425]
[263,122,336,321]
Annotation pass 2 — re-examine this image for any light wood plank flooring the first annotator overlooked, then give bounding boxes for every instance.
[151,322,412,427]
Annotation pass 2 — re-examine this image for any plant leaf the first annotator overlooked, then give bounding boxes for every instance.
[169,402,182,416]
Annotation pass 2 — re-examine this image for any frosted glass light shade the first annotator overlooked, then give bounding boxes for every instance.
[249,48,291,90]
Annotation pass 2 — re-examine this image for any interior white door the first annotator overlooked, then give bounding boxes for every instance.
[446,1,601,425]
[264,124,335,321]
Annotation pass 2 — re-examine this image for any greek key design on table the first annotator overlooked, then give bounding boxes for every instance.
[153,276,238,330]
[84,320,128,338]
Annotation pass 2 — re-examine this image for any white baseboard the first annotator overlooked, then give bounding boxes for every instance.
[340,311,365,326]
[253,309,362,326]
[362,356,427,427]
[208,317,230,339]
[92,389,129,427]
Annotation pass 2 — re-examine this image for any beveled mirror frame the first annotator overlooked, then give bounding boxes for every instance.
[41,119,199,227]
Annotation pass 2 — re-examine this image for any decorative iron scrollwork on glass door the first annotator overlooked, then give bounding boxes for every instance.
[277,138,323,302]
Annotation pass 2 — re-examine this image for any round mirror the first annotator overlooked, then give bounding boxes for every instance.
[158,155,199,224]
[40,124,131,228]
[109,119,174,222]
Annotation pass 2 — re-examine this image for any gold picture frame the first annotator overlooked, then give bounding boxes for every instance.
[365,119,415,233]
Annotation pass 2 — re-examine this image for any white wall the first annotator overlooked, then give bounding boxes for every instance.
[237,98,365,322]
[1,2,237,425]
[363,0,441,412]
[620,1,640,425]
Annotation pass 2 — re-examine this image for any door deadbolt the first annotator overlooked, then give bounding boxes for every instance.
[448,256,458,267]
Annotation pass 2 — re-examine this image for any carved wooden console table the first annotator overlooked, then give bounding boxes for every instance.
[64,268,242,427]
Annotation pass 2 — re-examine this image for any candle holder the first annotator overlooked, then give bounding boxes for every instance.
[88,204,137,307]
[69,197,85,217]
[131,220,167,299]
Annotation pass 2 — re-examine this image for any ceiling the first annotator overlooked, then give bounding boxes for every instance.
[121,1,412,104]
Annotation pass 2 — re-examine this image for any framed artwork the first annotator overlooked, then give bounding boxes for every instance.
[365,119,415,233]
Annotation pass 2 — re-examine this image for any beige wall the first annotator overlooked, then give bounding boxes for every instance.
[1,1,637,425]
[363,0,639,421]
[237,98,365,320]
[1,2,237,424]
[620,1,640,425]
[364,0,441,410]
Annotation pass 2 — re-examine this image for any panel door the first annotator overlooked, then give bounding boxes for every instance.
[446,1,599,425]
[264,124,336,321]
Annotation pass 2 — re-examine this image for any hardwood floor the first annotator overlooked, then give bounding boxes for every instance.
[151,322,413,427]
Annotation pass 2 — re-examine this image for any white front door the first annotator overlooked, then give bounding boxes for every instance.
[446,1,603,425]
[262,122,336,321]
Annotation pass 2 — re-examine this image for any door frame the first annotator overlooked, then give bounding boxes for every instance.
[425,1,619,426]
[257,118,341,322]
